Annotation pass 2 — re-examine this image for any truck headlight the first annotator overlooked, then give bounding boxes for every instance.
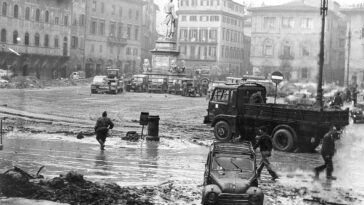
[206,192,218,204]
[247,187,263,205]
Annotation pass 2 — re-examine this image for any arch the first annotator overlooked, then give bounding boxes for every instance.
[24,32,29,45]
[35,9,40,22]
[25,7,30,20]
[1,29,6,42]
[44,34,49,47]
[13,30,18,44]
[2,2,7,16]
[13,4,18,18]
[34,33,40,46]
[45,10,49,23]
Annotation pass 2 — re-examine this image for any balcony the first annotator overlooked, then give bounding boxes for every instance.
[107,36,127,47]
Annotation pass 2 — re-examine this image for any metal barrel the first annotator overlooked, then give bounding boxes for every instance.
[147,115,160,137]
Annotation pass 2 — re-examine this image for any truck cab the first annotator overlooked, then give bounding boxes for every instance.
[204,83,349,152]
[106,69,123,94]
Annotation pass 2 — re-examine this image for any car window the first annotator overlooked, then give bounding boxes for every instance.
[212,89,230,102]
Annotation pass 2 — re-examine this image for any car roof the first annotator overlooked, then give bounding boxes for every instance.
[212,142,253,155]
[214,82,266,90]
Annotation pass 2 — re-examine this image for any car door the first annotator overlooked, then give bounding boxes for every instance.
[209,88,232,119]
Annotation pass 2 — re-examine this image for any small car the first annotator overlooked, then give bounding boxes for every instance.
[90,75,107,94]
[351,102,364,123]
[202,142,264,205]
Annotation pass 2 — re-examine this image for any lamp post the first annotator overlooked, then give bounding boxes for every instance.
[316,0,328,111]
[346,20,351,88]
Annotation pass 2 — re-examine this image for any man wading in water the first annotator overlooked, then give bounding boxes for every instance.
[94,111,114,150]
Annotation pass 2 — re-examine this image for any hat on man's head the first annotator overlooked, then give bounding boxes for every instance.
[102,111,107,117]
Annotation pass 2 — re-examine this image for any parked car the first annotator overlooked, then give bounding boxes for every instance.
[202,142,264,205]
[351,102,364,123]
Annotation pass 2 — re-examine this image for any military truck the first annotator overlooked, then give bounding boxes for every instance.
[182,78,201,97]
[128,74,148,92]
[203,83,349,152]
[167,77,183,95]
[91,69,123,94]
[147,75,168,93]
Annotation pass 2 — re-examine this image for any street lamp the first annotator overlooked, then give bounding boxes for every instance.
[316,0,328,111]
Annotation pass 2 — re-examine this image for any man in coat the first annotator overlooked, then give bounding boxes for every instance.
[94,111,114,150]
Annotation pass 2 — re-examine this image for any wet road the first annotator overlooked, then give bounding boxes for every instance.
[0,132,208,187]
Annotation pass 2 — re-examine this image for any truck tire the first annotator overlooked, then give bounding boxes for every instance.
[272,129,295,152]
[214,121,232,142]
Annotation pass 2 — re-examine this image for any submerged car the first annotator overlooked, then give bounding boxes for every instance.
[351,102,364,123]
[202,142,264,205]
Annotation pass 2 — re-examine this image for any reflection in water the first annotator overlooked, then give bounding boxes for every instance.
[94,150,110,175]
[139,141,159,177]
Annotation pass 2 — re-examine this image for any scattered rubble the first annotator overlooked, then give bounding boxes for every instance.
[0,76,92,89]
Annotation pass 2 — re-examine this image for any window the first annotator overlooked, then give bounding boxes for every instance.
[71,36,78,48]
[282,17,294,28]
[2,2,7,16]
[180,45,187,54]
[301,18,313,29]
[55,17,59,25]
[226,30,230,41]
[212,89,230,102]
[190,16,197,21]
[45,11,49,23]
[64,16,68,26]
[191,0,198,6]
[91,19,97,34]
[13,5,18,18]
[133,48,138,56]
[44,34,49,47]
[190,45,195,58]
[134,26,139,40]
[25,7,30,20]
[200,16,209,22]
[35,33,40,46]
[118,23,123,38]
[92,0,96,11]
[200,29,208,42]
[179,29,188,41]
[36,9,40,22]
[189,29,198,41]
[210,16,219,21]
[209,29,217,41]
[201,0,209,6]
[283,45,291,56]
[222,28,225,40]
[54,36,59,48]
[112,5,116,15]
[302,46,309,56]
[181,0,189,6]
[99,21,105,35]
[263,17,276,29]
[128,9,132,19]
[301,68,308,79]
[181,16,187,21]
[101,2,105,13]
[263,39,273,56]
[127,25,131,40]
[24,33,29,45]
[1,29,6,42]
[110,22,116,37]
[126,47,131,55]
[79,14,85,26]
[119,7,123,17]
[209,46,216,57]
[99,45,102,53]
[13,31,18,44]
[91,44,94,52]
[221,45,224,57]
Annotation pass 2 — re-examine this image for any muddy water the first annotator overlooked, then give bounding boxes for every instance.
[0,132,209,187]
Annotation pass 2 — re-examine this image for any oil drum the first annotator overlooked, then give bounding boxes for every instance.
[140,112,149,126]
[147,115,160,137]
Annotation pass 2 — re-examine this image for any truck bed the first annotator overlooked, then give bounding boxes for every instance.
[242,103,349,126]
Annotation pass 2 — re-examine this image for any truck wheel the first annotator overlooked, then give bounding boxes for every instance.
[214,121,232,142]
[272,129,295,152]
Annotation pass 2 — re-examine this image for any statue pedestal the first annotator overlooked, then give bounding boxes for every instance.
[150,39,180,75]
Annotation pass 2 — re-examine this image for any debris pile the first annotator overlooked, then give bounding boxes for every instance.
[0,168,154,205]
[0,76,93,89]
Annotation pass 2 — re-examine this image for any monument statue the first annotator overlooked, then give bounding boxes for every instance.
[163,0,177,39]
[142,59,151,73]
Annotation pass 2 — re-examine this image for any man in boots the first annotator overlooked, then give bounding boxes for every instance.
[94,111,114,150]
[314,125,339,180]
[253,127,278,181]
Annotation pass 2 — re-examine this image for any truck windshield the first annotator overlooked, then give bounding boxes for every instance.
[212,89,230,102]
[93,76,106,83]
[134,78,144,82]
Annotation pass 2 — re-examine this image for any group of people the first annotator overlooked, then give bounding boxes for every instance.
[253,125,339,181]
[331,86,360,108]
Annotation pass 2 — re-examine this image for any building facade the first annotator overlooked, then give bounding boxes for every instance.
[71,0,144,78]
[0,0,72,80]
[141,0,159,68]
[176,0,247,78]
[249,0,346,85]
[342,6,364,88]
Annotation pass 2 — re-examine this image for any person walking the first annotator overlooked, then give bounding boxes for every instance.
[253,127,278,181]
[332,92,343,108]
[94,111,114,150]
[314,125,339,180]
